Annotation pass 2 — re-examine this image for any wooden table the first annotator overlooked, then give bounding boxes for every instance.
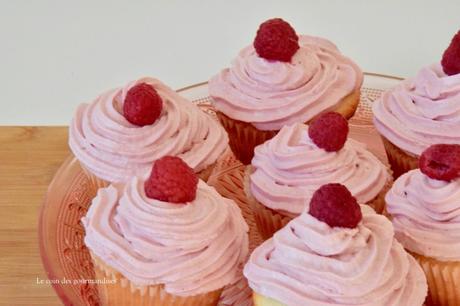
[0,127,68,305]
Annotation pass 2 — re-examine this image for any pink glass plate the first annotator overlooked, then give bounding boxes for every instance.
[39,73,402,306]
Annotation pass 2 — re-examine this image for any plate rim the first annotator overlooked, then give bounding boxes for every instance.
[175,72,404,93]
[38,155,77,306]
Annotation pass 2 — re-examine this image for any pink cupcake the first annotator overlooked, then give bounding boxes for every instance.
[244,113,391,239]
[373,30,460,178]
[244,184,427,306]
[386,144,460,306]
[69,77,228,196]
[82,156,249,306]
[209,18,363,164]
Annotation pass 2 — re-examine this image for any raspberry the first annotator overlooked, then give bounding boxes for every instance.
[123,83,163,126]
[253,18,299,62]
[309,183,362,228]
[144,156,198,203]
[308,112,349,152]
[419,144,460,181]
[442,30,460,76]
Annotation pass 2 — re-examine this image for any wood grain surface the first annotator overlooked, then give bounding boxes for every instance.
[0,127,68,306]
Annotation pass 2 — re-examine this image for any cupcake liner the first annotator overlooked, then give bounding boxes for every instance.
[91,253,223,306]
[245,163,391,240]
[248,194,292,241]
[80,163,110,200]
[197,162,217,182]
[243,166,292,240]
[216,111,277,165]
[217,89,360,166]
[410,252,460,306]
[381,136,419,179]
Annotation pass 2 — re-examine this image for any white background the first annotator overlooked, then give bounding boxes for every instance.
[1,0,459,125]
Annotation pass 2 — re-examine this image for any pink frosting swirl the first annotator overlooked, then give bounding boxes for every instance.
[373,63,460,156]
[250,123,389,216]
[243,205,427,306]
[69,77,228,183]
[82,178,249,296]
[209,35,363,131]
[386,169,460,261]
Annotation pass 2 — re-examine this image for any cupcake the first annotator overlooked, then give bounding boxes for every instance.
[386,144,460,306]
[373,30,460,178]
[82,156,249,306]
[244,183,427,306]
[69,77,228,196]
[209,18,363,164]
[244,112,391,239]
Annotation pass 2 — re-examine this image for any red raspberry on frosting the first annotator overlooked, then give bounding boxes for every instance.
[144,156,198,204]
[308,112,349,152]
[419,144,460,182]
[253,18,300,62]
[123,83,163,126]
[441,30,460,76]
[309,183,362,228]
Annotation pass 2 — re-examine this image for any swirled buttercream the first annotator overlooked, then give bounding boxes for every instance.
[243,205,427,306]
[82,178,249,296]
[209,35,363,131]
[373,63,460,156]
[69,77,228,182]
[386,169,460,261]
[250,123,389,215]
